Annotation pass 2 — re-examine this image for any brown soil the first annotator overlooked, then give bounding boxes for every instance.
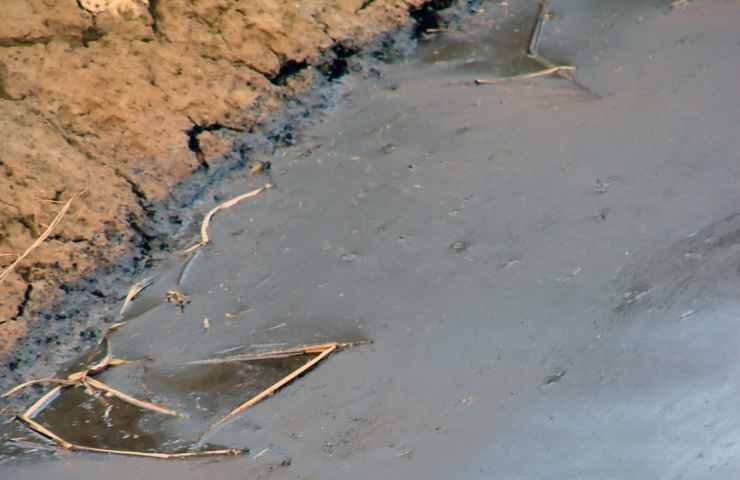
[0,0,429,352]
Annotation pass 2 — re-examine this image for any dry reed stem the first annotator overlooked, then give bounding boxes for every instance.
[109,321,127,331]
[189,351,308,364]
[0,192,80,286]
[64,445,244,459]
[188,341,359,365]
[206,344,338,435]
[119,277,154,315]
[19,416,75,449]
[108,358,130,367]
[671,0,690,8]
[183,183,273,254]
[474,66,575,85]
[22,385,64,418]
[86,348,114,373]
[83,377,182,417]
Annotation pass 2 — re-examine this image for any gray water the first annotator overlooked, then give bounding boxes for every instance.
[4,0,740,478]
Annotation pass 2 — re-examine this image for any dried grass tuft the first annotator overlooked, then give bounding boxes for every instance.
[0,192,80,286]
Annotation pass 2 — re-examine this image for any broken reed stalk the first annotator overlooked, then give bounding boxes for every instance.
[183,183,273,254]
[188,341,354,365]
[19,416,74,449]
[83,377,182,417]
[108,321,127,332]
[474,66,575,85]
[670,0,691,8]
[0,192,79,286]
[205,343,338,435]
[23,385,64,419]
[119,277,154,316]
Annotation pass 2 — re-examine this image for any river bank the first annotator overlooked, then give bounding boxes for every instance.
[0,0,462,346]
[0,0,468,371]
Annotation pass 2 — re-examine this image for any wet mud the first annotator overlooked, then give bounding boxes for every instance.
[4,0,740,478]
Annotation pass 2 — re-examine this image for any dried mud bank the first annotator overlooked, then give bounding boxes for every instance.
[0,0,468,378]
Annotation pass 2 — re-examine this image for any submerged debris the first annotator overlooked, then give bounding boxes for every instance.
[593,178,612,194]
[165,289,190,311]
[249,160,271,175]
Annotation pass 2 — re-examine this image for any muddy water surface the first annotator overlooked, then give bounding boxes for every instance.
[4,0,740,478]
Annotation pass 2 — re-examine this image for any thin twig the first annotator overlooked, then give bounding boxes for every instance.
[206,344,338,435]
[0,192,80,286]
[183,183,273,254]
[474,66,575,85]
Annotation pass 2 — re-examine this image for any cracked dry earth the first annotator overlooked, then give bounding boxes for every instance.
[0,0,437,352]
